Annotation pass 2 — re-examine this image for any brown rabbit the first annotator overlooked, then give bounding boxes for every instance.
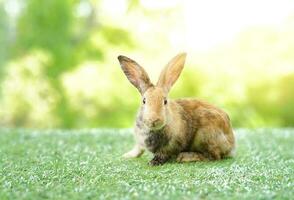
[118,53,235,166]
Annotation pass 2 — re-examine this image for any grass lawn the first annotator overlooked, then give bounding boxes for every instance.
[0,128,293,200]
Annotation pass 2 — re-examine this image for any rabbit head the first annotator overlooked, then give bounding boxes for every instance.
[118,53,186,130]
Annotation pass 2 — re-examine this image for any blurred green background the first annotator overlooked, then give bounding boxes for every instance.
[0,0,293,129]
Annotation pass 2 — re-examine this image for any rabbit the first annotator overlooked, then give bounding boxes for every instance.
[118,53,235,166]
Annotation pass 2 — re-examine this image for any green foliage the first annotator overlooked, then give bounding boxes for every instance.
[0,2,8,72]
[0,128,293,199]
[0,0,293,128]
[0,0,137,128]
[0,50,60,127]
[246,74,294,127]
[278,74,294,126]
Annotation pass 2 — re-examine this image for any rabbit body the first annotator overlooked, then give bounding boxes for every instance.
[118,53,235,165]
[134,97,235,165]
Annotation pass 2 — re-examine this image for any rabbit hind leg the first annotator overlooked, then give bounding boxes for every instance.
[176,152,209,162]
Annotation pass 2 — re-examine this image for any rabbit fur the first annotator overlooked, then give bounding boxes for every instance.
[118,53,235,166]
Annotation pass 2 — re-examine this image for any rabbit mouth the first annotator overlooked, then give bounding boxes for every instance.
[145,119,166,130]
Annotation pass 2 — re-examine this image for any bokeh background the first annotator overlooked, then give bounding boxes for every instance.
[0,0,293,129]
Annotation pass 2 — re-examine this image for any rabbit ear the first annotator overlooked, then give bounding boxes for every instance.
[118,55,153,94]
[157,53,187,93]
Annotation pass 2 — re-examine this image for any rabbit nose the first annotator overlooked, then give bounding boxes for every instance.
[151,119,162,127]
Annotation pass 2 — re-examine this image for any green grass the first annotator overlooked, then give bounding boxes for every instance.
[0,128,293,200]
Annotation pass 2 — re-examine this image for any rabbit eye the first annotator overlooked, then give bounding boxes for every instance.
[143,98,146,104]
[164,99,167,105]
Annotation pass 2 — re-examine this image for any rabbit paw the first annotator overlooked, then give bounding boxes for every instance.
[176,152,208,162]
[149,154,169,166]
[122,146,144,159]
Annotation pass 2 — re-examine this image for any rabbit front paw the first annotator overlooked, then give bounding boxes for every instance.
[149,154,169,166]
